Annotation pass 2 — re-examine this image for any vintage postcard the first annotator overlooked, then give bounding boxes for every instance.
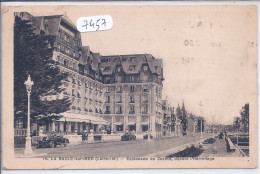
[1,4,258,169]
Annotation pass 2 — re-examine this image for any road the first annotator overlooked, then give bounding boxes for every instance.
[15,133,210,158]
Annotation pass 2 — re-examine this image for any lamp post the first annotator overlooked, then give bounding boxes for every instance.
[24,75,34,155]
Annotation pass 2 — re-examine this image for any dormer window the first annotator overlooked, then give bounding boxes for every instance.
[143,65,148,71]
[104,66,111,72]
[129,65,135,71]
[44,24,48,32]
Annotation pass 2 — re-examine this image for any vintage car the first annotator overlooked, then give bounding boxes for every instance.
[121,132,136,141]
[35,134,69,148]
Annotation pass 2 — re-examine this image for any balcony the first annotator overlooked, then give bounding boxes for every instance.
[105,111,111,114]
[129,111,135,114]
[116,101,122,103]
[129,101,135,104]
[116,111,123,114]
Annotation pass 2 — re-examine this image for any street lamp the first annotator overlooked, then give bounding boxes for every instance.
[24,75,34,155]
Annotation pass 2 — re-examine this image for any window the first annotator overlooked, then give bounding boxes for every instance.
[73,62,76,69]
[104,66,111,72]
[106,96,110,103]
[130,96,135,103]
[78,80,81,86]
[143,75,148,81]
[58,30,62,37]
[65,34,70,42]
[130,86,135,92]
[130,76,134,82]
[72,51,76,57]
[118,95,122,103]
[117,86,122,93]
[122,57,127,62]
[117,106,122,114]
[64,60,68,67]
[72,76,76,84]
[77,90,81,98]
[142,125,148,132]
[108,58,111,63]
[44,24,48,32]
[72,89,75,96]
[105,106,110,113]
[143,105,148,114]
[106,86,110,92]
[130,57,135,62]
[56,56,60,62]
[57,43,61,50]
[65,47,69,54]
[129,65,135,71]
[130,106,135,114]
[117,67,121,72]
[116,125,123,132]
[143,86,149,92]
[155,66,158,70]
[116,76,122,82]
[143,65,148,71]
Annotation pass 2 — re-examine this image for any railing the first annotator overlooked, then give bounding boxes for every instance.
[235,144,249,157]
[14,128,27,136]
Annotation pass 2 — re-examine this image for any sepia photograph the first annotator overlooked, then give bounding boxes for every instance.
[1,4,258,169]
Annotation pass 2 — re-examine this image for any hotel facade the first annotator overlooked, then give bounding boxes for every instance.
[15,12,180,138]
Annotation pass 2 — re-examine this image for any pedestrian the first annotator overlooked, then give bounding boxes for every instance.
[82,130,88,142]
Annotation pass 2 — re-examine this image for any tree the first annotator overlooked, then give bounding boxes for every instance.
[233,117,241,131]
[240,103,249,133]
[14,16,71,127]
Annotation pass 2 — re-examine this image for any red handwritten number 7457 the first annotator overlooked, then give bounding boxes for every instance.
[82,19,106,31]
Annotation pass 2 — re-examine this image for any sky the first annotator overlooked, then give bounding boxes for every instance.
[27,5,257,125]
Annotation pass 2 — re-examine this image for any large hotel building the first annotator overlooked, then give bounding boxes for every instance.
[15,12,181,138]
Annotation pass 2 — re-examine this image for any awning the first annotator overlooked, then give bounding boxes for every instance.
[127,122,136,125]
[114,122,123,125]
[141,122,149,125]
[57,112,109,125]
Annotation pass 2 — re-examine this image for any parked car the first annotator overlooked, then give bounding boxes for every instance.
[35,134,69,148]
[121,132,136,141]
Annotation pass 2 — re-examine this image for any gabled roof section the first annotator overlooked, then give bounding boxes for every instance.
[61,14,78,31]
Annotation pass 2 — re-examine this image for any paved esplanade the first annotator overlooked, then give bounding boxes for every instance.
[15,133,210,158]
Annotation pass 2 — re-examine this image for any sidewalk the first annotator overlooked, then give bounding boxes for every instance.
[199,138,240,157]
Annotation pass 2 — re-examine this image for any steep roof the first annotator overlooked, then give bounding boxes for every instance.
[79,46,90,65]
[100,54,163,76]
